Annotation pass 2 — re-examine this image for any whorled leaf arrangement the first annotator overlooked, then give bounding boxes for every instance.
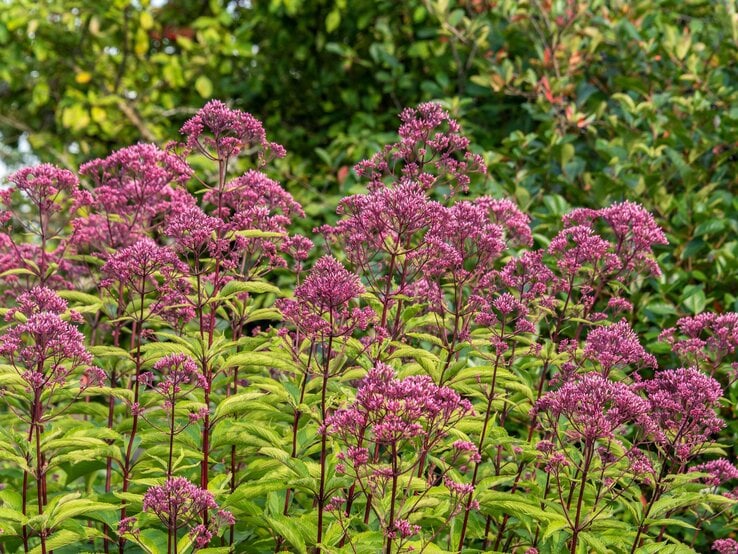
[0,100,735,554]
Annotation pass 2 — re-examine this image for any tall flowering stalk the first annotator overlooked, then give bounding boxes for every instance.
[532,374,656,553]
[100,239,190,552]
[629,367,725,551]
[322,103,486,345]
[1,164,87,291]
[324,363,475,553]
[0,287,104,553]
[174,100,292,505]
[138,354,208,477]
[276,255,372,549]
[119,477,234,554]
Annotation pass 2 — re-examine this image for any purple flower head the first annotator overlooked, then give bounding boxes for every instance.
[600,201,667,271]
[7,287,69,318]
[180,100,285,161]
[714,539,738,554]
[498,250,560,304]
[118,516,137,536]
[660,312,738,373]
[641,367,724,460]
[548,224,617,276]
[277,256,371,341]
[584,320,656,375]
[325,496,346,512]
[354,102,485,195]
[452,440,482,463]
[626,448,654,477]
[475,197,533,247]
[202,170,304,275]
[691,459,738,487]
[297,255,363,309]
[280,235,313,269]
[533,373,654,443]
[6,164,80,215]
[165,205,221,253]
[190,524,212,549]
[0,309,93,393]
[421,199,506,283]
[326,362,473,447]
[151,354,207,397]
[80,143,191,192]
[77,144,193,248]
[210,170,303,222]
[561,202,666,277]
[474,292,534,335]
[81,366,107,390]
[142,477,220,530]
[328,180,438,271]
[387,519,421,539]
[101,238,191,321]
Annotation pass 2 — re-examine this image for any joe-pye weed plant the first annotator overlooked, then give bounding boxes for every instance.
[0,100,735,553]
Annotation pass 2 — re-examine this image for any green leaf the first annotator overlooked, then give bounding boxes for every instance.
[218,279,281,299]
[224,351,297,374]
[325,10,340,33]
[213,391,265,418]
[267,515,307,554]
[195,75,213,98]
[46,496,118,528]
[560,143,575,167]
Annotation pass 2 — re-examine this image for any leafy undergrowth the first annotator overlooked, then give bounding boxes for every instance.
[0,101,736,554]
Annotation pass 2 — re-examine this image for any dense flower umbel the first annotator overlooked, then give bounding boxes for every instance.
[325,181,440,285]
[354,102,486,195]
[142,477,233,548]
[101,238,192,323]
[691,459,738,487]
[325,362,473,447]
[714,538,738,554]
[548,224,615,276]
[641,367,724,460]
[659,312,738,375]
[77,143,193,248]
[5,163,81,217]
[0,289,103,395]
[202,169,306,276]
[179,99,285,161]
[584,319,656,375]
[277,256,372,339]
[148,354,208,398]
[561,201,667,277]
[421,200,507,282]
[7,286,70,318]
[533,373,654,443]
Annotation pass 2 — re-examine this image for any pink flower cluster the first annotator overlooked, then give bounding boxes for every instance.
[142,477,233,548]
[355,102,486,195]
[584,319,656,375]
[660,312,738,375]
[534,373,653,444]
[179,99,285,161]
[641,367,724,460]
[277,256,372,339]
[76,143,193,248]
[326,362,473,446]
[0,287,103,394]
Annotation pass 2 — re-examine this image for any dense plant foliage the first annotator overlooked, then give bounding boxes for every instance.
[0,100,736,553]
[2,0,738,342]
